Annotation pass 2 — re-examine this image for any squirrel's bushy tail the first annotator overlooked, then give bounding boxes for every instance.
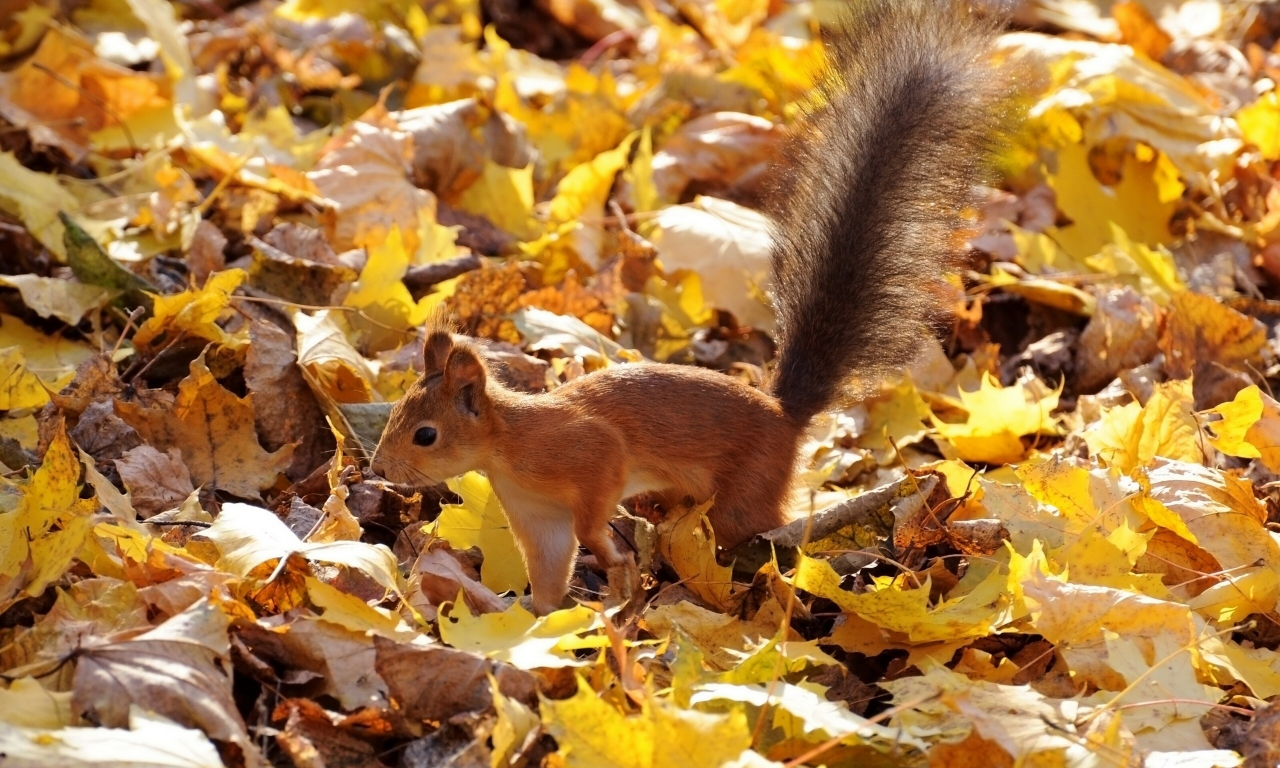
[767,0,1015,424]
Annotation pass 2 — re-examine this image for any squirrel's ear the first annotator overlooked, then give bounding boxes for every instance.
[423,331,454,373]
[444,346,487,418]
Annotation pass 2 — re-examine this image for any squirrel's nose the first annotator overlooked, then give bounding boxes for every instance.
[369,456,386,479]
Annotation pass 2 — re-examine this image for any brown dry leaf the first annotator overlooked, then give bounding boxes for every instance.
[309,103,437,255]
[115,353,293,499]
[261,222,345,267]
[114,445,196,519]
[372,636,537,724]
[395,99,534,203]
[68,400,142,463]
[1162,291,1267,381]
[271,698,384,768]
[245,320,333,482]
[237,617,387,712]
[186,220,228,284]
[1075,286,1161,392]
[648,112,784,205]
[247,237,359,308]
[414,543,508,615]
[70,599,260,765]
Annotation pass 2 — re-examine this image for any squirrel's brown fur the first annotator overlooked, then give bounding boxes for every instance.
[768,0,1012,423]
[372,0,1017,615]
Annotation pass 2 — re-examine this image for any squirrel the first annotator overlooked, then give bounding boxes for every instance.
[371,0,1016,616]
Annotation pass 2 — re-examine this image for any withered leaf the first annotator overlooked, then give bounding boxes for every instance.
[372,636,537,724]
[245,319,334,482]
[272,698,384,768]
[414,543,508,615]
[115,445,196,519]
[115,353,293,499]
[70,600,259,765]
[1162,291,1267,381]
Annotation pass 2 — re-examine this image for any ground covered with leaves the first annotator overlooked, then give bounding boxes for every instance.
[4,0,1280,766]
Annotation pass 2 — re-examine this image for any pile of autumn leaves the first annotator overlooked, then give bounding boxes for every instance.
[3,0,1280,766]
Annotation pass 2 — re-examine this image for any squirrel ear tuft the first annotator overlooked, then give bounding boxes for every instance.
[423,331,454,373]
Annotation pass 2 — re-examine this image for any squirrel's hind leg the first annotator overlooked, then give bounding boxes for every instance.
[576,514,641,617]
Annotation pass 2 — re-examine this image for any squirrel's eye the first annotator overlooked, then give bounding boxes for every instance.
[413,426,438,447]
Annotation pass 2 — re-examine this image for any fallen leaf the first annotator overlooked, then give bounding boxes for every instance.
[0,275,113,325]
[427,472,528,595]
[541,676,759,768]
[1084,379,1202,472]
[438,597,604,669]
[70,599,260,763]
[373,635,538,723]
[0,423,99,609]
[655,500,740,612]
[309,104,437,255]
[132,269,248,351]
[932,373,1062,465]
[201,502,402,595]
[0,707,226,768]
[1162,292,1267,381]
[114,445,196,519]
[115,353,293,498]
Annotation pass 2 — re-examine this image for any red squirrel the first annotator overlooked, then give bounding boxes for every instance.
[371,0,1016,615]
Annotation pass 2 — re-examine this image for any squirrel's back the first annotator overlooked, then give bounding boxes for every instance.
[767,0,1016,423]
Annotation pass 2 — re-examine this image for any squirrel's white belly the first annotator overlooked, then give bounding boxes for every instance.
[620,471,668,499]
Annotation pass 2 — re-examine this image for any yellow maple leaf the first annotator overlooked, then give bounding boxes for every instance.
[132,269,248,350]
[425,472,528,595]
[1237,90,1280,160]
[491,674,540,768]
[655,500,739,612]
[343,227,436,353]
[1052,526,1167,597]
[932,372,1061,465]
[455,160,535,240]
[1204,385,1280,473]
[305,577,410,640]
[0,348,53,411]
[541,676,755,768]
[0,313,95,393]
[1086,223,1184,306]
[0,424,98,610]
[438,596,603,669]
[1189,566,1279,624]
[491,40,630,177]
[1047,142,1178,261]
[791,554,1015,644]
[1084,379,1201,473]
[855,377,932,463]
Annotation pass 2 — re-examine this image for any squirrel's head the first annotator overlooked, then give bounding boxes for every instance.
[370,331,495,486]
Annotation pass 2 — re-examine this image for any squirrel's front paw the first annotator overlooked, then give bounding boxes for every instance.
[520,593,573,616]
